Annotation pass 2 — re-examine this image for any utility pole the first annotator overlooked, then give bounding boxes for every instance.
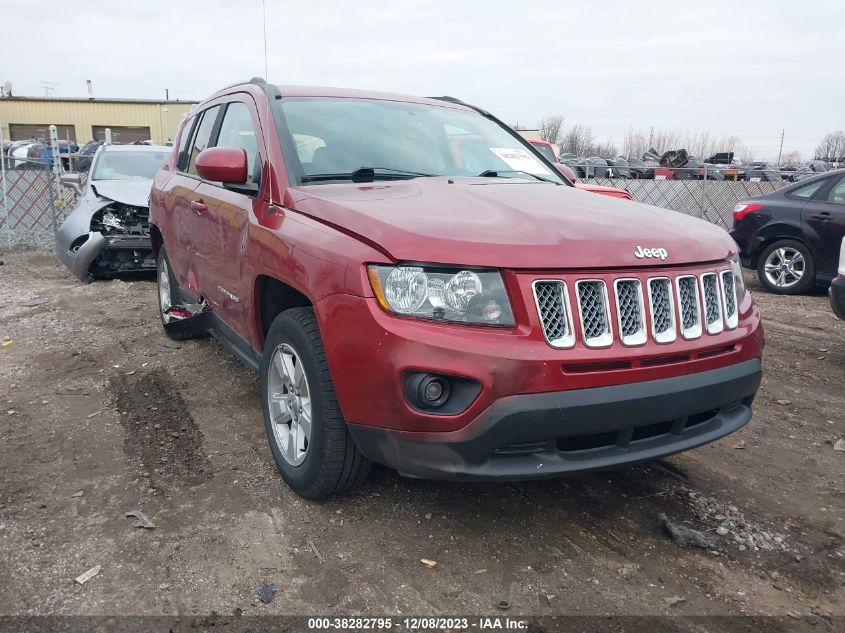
[776,129,785,165]
[165,88,169,101]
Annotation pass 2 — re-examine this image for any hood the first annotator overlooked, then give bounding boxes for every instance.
[289,178,735,269]
[89,179,153,208]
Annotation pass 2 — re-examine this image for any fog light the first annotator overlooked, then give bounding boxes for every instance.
[403,371,481,416]
[424,380,444,401]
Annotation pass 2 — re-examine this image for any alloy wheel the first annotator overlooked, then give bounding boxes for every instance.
[764,247,805,289]
[267,343,312,466]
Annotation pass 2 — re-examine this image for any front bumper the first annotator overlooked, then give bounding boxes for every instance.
[348,359,761,480]
[830,275,845,320]
[56,231,153,281]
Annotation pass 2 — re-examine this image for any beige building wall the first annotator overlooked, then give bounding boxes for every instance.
[0,98,196,145]
[516,129,541,141]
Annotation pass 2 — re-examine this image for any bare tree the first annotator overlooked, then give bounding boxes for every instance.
[779,150,802,165]
[559,124,593,156]
[538,115,565,145]
[815,131,845,161]
[588,141,618,158]
[623,126,649,157]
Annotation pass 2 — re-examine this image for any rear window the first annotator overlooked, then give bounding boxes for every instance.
[828,178,845,204]
[175,116,196,171]
[532,143,556,162]
[788,180,824,200]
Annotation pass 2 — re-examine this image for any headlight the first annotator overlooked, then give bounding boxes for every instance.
[368,264,514,326]
[731,252,747,298]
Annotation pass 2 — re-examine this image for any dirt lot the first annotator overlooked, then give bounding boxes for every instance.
[0,250,842,625]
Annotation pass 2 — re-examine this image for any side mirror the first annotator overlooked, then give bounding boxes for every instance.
[554,163,578,183]
[195,146,249,184]
[60,172,82,192]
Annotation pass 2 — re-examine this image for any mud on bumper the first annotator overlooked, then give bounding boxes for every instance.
[348,359,762,481]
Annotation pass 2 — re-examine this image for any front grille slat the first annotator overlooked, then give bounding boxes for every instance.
[647,277,676,343]
[720,270,738,329]
[676,276,702,339]
[614,279,646,346]
[576,280,612,347]
[701,273,724,334]
[532,280,574,348]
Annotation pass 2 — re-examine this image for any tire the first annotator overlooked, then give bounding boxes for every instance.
[156,246,206,340]
[260,307,370,499]
[755,239,815,295]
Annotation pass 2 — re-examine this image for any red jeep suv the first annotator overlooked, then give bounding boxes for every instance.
[149,79,763,499]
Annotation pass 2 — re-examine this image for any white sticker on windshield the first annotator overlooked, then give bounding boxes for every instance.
[489,147,551,176]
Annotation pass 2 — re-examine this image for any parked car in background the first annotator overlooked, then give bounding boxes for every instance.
[149,80,761,499]
[55,143,170,281]
[626,157,653,179]
[528,139,558,163]
[731,168,845,294]
[743,162,781,182]
[6,140,47,168]
[556,163,633,200]
[584,156,611,177]
[611,157,630,178]
[74,140,101,172]
[830,238,845,320]
[793,160,833,182]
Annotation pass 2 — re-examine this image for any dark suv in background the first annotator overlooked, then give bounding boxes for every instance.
[731,169,845,294]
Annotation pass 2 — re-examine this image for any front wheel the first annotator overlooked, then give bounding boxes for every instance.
[260,307,370,499]
[756,239,815,295]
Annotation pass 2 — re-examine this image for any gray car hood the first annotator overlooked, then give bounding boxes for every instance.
[89,180,152,208]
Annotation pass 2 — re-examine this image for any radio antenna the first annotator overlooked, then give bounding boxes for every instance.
[261,0,269,81]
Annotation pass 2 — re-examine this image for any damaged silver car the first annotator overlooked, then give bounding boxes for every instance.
[55,144,170,281]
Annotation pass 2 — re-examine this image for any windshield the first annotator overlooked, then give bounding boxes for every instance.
[277,97,561,184]
[92,150,169,181]
[531,142,556,163]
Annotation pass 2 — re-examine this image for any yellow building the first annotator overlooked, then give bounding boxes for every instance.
[0,96,197,145]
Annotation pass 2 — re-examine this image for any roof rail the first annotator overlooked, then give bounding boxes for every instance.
[430,95,491,118]
[219,76,268,92]
[429,95,465,104]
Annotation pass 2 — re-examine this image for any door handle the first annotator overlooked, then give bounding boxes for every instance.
[190,200,208,215]
[811,211,831,221]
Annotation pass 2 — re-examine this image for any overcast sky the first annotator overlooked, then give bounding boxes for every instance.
[3,1,841,160]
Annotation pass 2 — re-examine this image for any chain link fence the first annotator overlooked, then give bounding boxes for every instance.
[576,177,786,228]
[0,158,81,248]
[1,161,786,249]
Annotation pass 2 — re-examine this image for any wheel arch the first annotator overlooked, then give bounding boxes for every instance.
[149,223,164,259]
[750,224,818,268]
[254,275,313,349]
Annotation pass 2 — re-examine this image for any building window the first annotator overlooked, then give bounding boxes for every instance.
[9,124,76,142]
[92,125,151,144]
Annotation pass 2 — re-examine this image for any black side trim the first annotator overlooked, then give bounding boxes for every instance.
[209,314,260,372]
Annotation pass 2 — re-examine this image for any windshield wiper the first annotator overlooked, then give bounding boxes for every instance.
[301,167,434,184]
[478,169,557,183]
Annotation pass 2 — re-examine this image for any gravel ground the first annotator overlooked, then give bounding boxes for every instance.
[0,250,842,627]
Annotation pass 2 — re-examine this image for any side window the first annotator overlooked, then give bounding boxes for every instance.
[216,102,261,184]
[788,179,825,200]
[827,178,845,205]
[175,116,196,172]
[187,105,221,175]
